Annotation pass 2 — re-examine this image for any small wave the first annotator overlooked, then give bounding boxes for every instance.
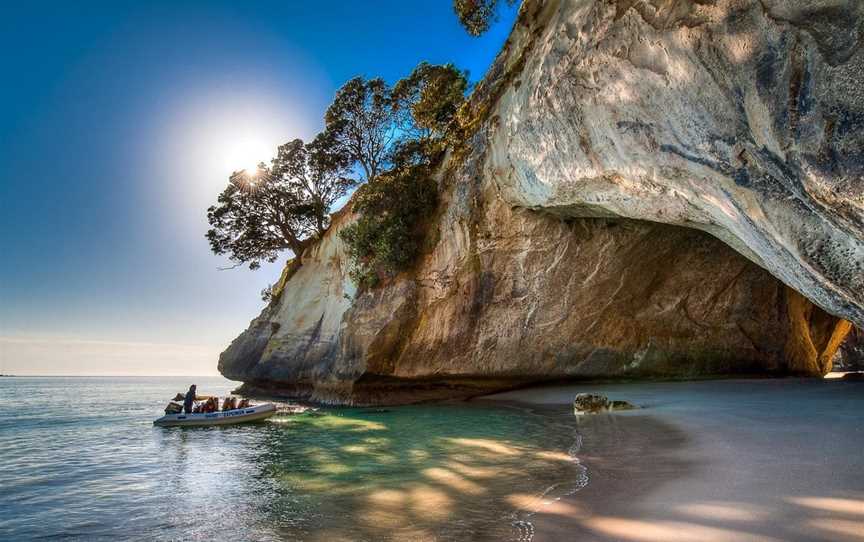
[505,416,589,542]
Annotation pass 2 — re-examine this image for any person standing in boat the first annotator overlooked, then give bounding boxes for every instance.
[183,384,197,414]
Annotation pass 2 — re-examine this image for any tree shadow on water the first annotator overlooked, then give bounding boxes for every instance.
[249,403,588,541]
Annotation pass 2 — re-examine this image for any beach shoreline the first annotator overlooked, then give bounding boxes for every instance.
[481,378,864,541]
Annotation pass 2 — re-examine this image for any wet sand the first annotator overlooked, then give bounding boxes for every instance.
[483,378,864,541]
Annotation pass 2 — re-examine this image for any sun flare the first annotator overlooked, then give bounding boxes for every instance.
[223,136,274,176]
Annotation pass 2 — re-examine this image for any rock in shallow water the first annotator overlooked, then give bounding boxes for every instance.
[573,393,636,415]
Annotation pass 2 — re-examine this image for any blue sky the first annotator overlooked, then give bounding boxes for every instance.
[0,1,518,375]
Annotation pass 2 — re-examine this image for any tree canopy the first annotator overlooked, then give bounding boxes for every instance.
[271,133,354,234]
[206,134,353,269]
[206,60,469,279]
[323,77,397,183]
[452,0,514,36]
[206,166,314,270]
[393,62,468,139]
[338,63,467,286]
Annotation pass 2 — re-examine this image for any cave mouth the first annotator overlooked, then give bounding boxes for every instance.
[347,212,859,398]
[527,210,858,379]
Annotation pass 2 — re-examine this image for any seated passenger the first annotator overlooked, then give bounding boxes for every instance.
[183,384,198,414]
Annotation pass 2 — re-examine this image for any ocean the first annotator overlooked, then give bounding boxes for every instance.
[0,376,584,541]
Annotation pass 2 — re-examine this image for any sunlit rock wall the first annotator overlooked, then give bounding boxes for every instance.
[487,0,864,326]
[219,0,861,404]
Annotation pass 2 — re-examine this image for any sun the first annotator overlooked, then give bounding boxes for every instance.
[223,136,274,176]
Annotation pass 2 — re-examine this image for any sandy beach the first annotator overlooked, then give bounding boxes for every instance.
[484,378,864,541]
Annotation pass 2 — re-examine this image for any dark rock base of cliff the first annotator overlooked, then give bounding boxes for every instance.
[232,369,823,407]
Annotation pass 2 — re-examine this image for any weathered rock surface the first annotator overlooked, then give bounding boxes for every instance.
[219,0,861,404]
[488,0,864,326]
[835,327,864,372]
[573,393,636,415]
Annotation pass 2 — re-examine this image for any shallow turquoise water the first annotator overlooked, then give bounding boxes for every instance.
[0,377,584,541]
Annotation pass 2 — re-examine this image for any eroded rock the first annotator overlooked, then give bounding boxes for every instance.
[574,393,610,414]
[573,393,635,414]
[486,0,864,327]
[218,0,860,405]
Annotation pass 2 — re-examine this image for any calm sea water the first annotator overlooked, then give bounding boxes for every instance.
[0,377,585,541]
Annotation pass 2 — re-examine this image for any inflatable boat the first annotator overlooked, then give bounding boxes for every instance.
[153,403,277,427]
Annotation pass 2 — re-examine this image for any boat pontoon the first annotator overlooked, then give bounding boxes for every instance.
[153,403,277,427]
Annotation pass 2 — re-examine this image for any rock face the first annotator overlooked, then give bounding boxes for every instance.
[835,328,864,372]
[488,0,864,326]
[219,0,861,405]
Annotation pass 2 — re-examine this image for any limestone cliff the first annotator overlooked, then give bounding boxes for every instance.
[219,0,861,404]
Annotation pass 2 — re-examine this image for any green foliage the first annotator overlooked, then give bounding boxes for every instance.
[260,283,274,302]
[453,0,515,36]
[339,165,438,287]
[324,77,398,183]
[272,134,355,234]
[207,58,468,281]
[338,62,470,288]
[206,166,315,270]
[206,135,353,269]
[392,62,469,138]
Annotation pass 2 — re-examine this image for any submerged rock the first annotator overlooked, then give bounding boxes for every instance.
[219,0,861,405]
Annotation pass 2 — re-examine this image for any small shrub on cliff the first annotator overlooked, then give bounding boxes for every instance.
[339,165,438,287]
[453,0,515,36]
[260,284,274,303]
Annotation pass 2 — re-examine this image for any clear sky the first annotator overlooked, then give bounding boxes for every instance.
[0,1,518,375]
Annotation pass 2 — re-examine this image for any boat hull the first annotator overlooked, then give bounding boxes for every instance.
[153,403,277,427]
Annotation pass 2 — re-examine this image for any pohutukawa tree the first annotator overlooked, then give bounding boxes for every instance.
[323,77,399,182]
[206,59,468,280]
[338,63,468,286]
[206,134,354,269]
[271,132,354,234]
[206,165,314,270]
